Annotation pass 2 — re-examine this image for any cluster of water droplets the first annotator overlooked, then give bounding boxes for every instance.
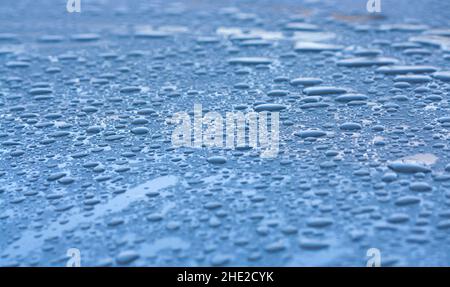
[1,0,450,266]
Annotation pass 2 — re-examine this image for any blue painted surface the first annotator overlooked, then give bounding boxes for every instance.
[1,0,450,266]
